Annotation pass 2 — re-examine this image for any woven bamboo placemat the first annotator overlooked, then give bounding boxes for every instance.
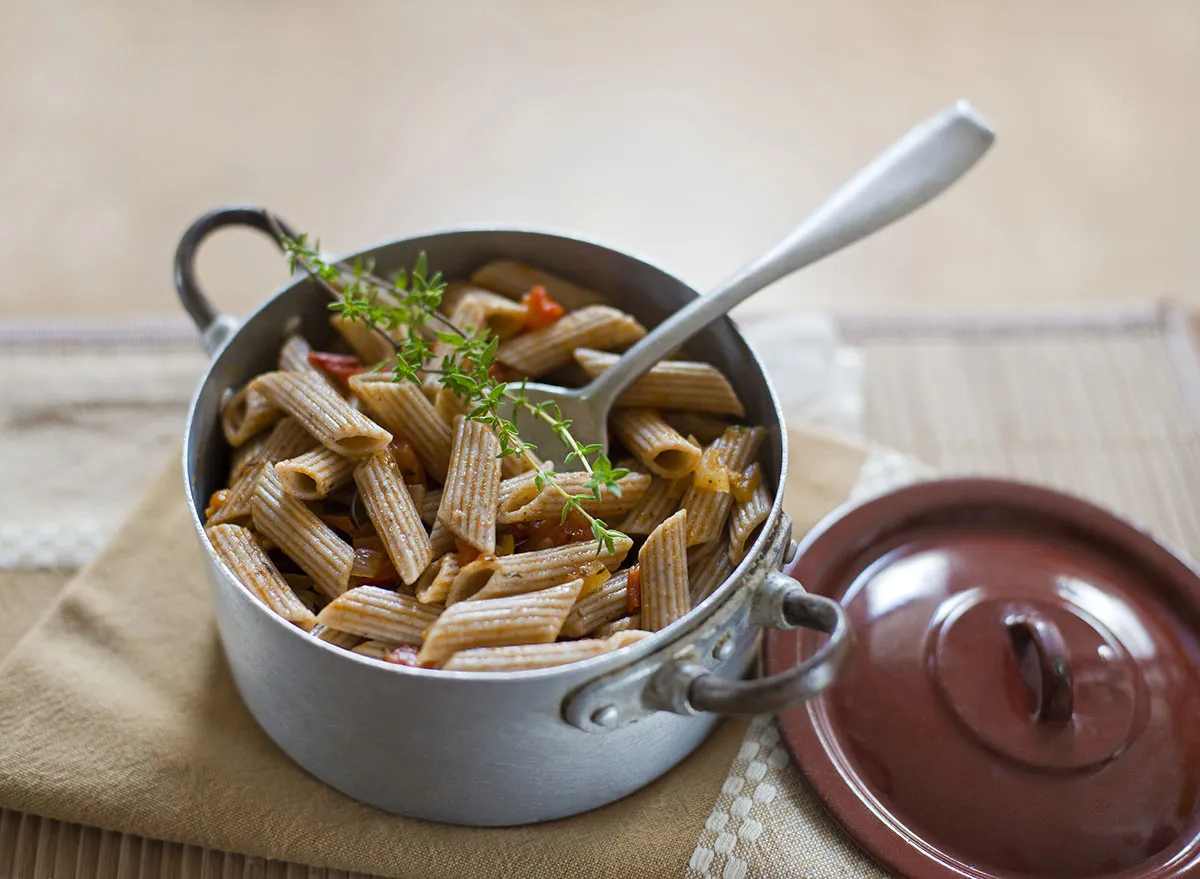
[3,305,1199,878]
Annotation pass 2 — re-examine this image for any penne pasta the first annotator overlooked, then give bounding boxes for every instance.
[419,487,443,527]
[619,476,679,535]
[428,518,457,556]
[221,384,282,447]
[228,431,269,485]
[433,386,467,426]
[680,426,767,546]
[206,523,317,631]
[664,412,732,446]
[561,571,629,638]
[311,623,363,649]
[417,579,583,666]
[348,373,453,483]
[610,409,701,479]
[497,471,651,524]
[437,418,502,553]
[496,306,646,377]
[316,586,442,646]
[687,539,735,605]
[639,509,690,631]
[470,260,606,310]
[275,446,357,499]
[594,614,643,637]
[277,334,338,387]
[208,418,320,527]
[441,629,653,672]
[424,288,530,395]
[415,553,459,605]
[252,370,392,458]
[252,464,354,598]
[354,450,434,584]
[573,348,745,416]
[446,536,633,605]
[729,482,771,564]
[330,313,395,366]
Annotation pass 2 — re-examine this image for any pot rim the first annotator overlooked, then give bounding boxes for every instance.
[182,221,790,683]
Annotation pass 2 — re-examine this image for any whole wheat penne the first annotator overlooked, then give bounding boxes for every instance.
[228,432,269,485]
[415,553,459,605]
[497,470,542,512]
[639,509,689,631]
[620,476,679,535]
[442,630,650,672]
[429,518,457,556]
[664,412,732,446]
[594,614,643,637]
[433,386,468,425]
[437,418,502,553]
[497,471,651,524]
[680,426,767,546]
[208,418,319,526]
[311,623,363,649]
[729,482,771,564]
[687,539,735,605]
[351,640,399,660]
[206,523,317,631]
[561,571,629,637]
[611,409,701,479]
[252,465,354,598]
[353,450,434,584]
[275,446,357,499]
[221,384,282,447]
[447,536,633,605]
[419,487,443,527]
[279,334,316,373]
[417,579,583,666]
[316,586,442,646]
[407,482,427,516]
[470,260,606,310]
[252,371,392,458]
[423,289,530,395]
[573,348,745,416]
[348,373,453,482]
[496,306,646,377]
[330,313,394,366]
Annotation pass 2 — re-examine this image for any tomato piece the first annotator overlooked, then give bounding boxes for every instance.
[383,645,421,667]
[388,439,426,486]
[488,362,519,382]
[625,566,642,614]
[307,351,367,386]
[204,488,231,521]
[455,538,482,566]
[520,285,564,332]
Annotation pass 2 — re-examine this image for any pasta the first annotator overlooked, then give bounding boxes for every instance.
[573,348,745,416]
[203,254,771,672]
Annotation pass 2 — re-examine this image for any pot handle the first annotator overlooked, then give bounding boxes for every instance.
[648,571,854,717]
[173,206,297,356]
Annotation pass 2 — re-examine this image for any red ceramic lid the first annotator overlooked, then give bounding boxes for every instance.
[767,478,1200,879]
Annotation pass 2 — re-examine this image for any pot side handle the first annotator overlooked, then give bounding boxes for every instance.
[173,206,297,356]
[647,571,854,717]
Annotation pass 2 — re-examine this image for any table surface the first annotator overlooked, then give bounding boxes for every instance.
[2,0,1198,323]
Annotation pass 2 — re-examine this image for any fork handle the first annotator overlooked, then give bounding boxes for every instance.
[584,100,994,408]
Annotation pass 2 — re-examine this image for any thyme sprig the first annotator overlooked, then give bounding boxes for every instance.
[278,232,629,553]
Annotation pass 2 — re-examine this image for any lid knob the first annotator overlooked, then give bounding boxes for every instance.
[1005,611,1073,727]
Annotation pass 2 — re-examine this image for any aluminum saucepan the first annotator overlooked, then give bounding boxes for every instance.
[174,205,852,826]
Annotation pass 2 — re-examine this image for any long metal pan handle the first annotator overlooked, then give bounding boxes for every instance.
[173,205,295,356]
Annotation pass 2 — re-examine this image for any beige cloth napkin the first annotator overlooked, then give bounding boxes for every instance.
[0,424,877,878]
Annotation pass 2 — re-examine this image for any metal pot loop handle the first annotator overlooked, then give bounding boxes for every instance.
[647,571,854,717]
[173,205,297,356]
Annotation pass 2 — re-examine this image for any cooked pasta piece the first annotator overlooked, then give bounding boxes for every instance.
[206,523,317,631]
[433,386,467,425]
[470,260,606,309]
[688,540,735,605]
[610,409,701,480]
[351,640,398,660]
[496,306,646,377]
[348,373,453,482]
[252,465,354,598]
[639,509,689,631]
[620,476,679,535]
[436,418,502,553]
[275,446,357,500]
[573,348,745,416]
[561,571,629,637]
[354,450,434,584]
[594,614,643,637]
[330,313,394,365]
[664,412,732,446]
[277,333,333,382]
[221,384,281,447]
[680,426,767,546]
[729,482,771,564]
[310,623,363,649]
[417,579,583,666]
[428,518,456,556]
[316,586,442,646]
[497,471,651,524]
[442,629,653,671]
[415,553,459,605]
[419,487,442,527]
[228,431,269,485]
[252,371,392,458]
[423,288,530,395]
[208,419,320,527]
[446,536,633,605]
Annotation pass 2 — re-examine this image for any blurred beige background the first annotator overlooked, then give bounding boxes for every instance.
[1,0,1197,324]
